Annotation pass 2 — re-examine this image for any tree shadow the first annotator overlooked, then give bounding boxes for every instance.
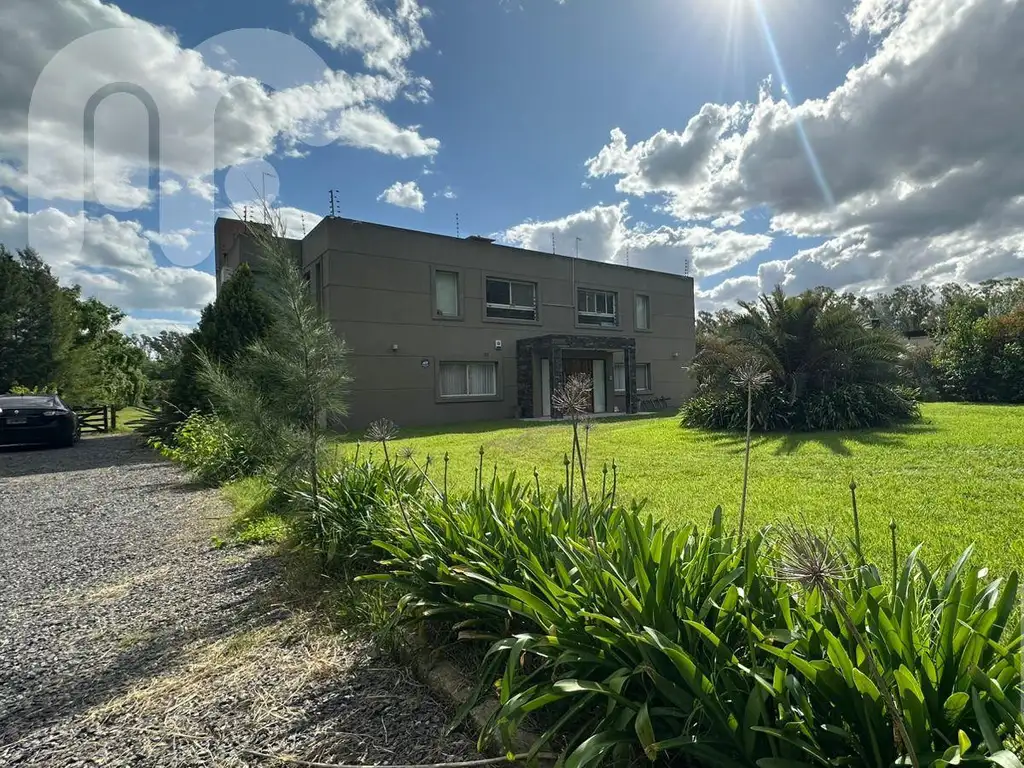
[697,422,939,457]
[0,434,163,478]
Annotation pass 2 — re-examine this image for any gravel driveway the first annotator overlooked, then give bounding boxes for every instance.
[0,435,476,766]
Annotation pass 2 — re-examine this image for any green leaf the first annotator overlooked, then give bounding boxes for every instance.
[635,703,656,759]
[988,752,1024,768]
[564,731,633,768]
[943,692,970,725]
[971,688,1001,754]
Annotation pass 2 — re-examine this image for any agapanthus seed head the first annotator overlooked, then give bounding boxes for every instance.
[398,446,414,461]
[552,373,593,420]
[365,418,399,443]
[730,359,773,391]
[776,524,850,595]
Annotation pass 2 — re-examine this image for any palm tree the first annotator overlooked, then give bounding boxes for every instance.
[683,287,919,432]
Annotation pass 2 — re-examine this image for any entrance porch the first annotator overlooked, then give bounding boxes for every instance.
[516,334,638,419]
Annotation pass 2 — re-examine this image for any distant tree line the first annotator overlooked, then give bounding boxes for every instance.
[693,278,1024,423]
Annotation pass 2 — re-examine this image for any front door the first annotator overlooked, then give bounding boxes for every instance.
[563,358,596,412]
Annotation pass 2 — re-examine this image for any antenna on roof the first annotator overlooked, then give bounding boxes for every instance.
[329,189,340,218]
[684,258,691,277]
[626,246,630,268]
[573,237,581,296]
[300,212,307,237]
[551,232,556,254]
[456,212,460,239]
[243,205,248,223]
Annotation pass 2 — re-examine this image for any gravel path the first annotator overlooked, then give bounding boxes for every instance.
[0,435,476,767]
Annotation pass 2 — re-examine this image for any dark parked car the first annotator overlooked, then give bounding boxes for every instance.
[0,394,80,448]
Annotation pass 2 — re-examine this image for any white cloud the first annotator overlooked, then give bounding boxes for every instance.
[503,202,771,277]
[586,0,1024,298]
[0,0,438,212]
[434,186,456,199]
[0,196,214,315]
[118,316,199,336]
[217,204,325,239]
[378,180,426,211]
[332,107,440,158]
[303,0,430,76]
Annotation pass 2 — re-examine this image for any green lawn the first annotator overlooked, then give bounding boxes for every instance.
[339,403,1024,576]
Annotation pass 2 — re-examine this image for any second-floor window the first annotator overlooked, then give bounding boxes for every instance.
[435,270,460,317]
[578,288,618,327]
[635,294,650,330]
[486,278,537,321]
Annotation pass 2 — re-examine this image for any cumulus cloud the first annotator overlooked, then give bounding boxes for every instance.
[303,0,430,76]
[0,195,214,315]
[0,0,438,210]
[587,0,1024,303]
[502,202,772,278]
[118,316,199,336]
[378,180,426,211]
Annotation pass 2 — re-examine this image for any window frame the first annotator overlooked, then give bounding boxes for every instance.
[637,363,653,393]
[435,359,503,403]
[575,286,620,329]
[634,293,651,332]
[613,363,626,393]
[431,266,464,321]
[483,275,541,324]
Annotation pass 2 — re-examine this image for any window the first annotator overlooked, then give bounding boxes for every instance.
[434,270,459,317]
[439,362,498,398]
[613,363,625,393]
[635,294,650,331]
[486,278,537,320]
[577,288,618,327]
[637,363,652,392]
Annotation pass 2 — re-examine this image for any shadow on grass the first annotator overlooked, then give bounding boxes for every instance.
[699,421,940,457]
[330,412,668,442]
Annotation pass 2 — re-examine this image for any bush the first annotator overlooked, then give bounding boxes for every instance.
[937,307,1024,403]
[151,412,268,485]
[368,474,1023,767]
[683,288,920,432]
[286,457,423,572]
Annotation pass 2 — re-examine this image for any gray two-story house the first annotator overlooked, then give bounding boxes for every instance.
[215,216,695,429]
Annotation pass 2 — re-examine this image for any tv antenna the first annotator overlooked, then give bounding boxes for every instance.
[328,189,340,217]
[551,232,556,254]
[456,212,460,238]
[300,212,307,237]
[684,258,691,277]
[572,237,581,294]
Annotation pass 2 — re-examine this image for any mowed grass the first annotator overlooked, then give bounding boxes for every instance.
[338,403,1024,577]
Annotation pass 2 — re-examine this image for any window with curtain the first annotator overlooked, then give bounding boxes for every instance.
[613,363,625,392]
[435,270,459,317]
[439,362,498,398]
[637,363,652,391]
[635,294,650,330]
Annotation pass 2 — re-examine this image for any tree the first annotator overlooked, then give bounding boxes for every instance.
[935,305,1024,403]
[198,208,350,506]
[163,263,274,417]
[0,246,78,393]
[681,287,919,432]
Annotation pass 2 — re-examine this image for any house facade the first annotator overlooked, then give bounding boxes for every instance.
[215,216,695,429]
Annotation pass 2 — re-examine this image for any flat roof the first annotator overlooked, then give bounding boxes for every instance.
[300,215,694,283]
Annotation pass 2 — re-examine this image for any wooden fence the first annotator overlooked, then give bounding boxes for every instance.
[76,405,115,434]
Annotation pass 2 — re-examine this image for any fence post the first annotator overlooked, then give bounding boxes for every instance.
[103,406,109,433]
[111,406,117,431]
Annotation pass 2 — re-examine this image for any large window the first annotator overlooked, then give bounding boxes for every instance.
[637,363,652,392]
[434,270,460,317]
[577,288,618,327]
[439,362,498,398]
[613,363,625,393]
[486,278,537,321]
[635,294,650,331]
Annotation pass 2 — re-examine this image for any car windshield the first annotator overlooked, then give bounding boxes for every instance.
[0,396,60,409]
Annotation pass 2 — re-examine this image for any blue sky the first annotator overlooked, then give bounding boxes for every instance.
[1,0,1021,333]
